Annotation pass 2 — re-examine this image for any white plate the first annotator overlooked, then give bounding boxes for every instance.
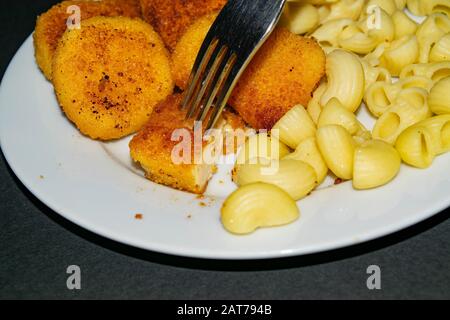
[0,35,449,260]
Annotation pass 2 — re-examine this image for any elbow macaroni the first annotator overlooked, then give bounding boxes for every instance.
[281,2,320,35]
[221,182,299,235]
[399,61,450,82]
[272,105,317,149]
[360,58,392,91]
[429,33,450,62]
[307,82,328,124]
[353,139,401,189]
[235,133,290,165]
[320,49,365,113]
[407,0,450,16]
[395,115,450,168]
[221,0,450,235]
[364,81,399,117]
[416,13,450,63]
[318,98,367,135]
[233,158,318,201]
[392,9,418,39]
[283,137,329,184]
[428,77,450,115]
[372,87,431,144]
[379,35,420,76]
[316,125,356,180]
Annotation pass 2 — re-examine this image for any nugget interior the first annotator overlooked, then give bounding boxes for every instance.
[129,94,215,194]
[140,0,226,51]
[52,16,173,140]
[172,17,326,129]
[34,0,141,80]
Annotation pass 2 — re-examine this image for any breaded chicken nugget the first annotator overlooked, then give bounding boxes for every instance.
[171,13,218,91]
[130,93,245,193]
[130,94,215,194]
[140,0,226,51]
[34,0,141,80]
[172,16,326,129]
[230,28,326,129]
[52,16,173,140]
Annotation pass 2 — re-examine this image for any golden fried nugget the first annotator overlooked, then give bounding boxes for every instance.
[172,16,326,129]
[34,0,141,80]
[52,16,173,140]
[171,13,218,91]
[140,0,226,51]
[130,94,215,194]
[129,94,246,193]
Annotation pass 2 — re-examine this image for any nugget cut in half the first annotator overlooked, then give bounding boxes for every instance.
[34,0,141,80]
[172,16,326,129]
[53,16,173,140]
[140,0,226,51]
[130,93,246,194]
[130,94,214,194]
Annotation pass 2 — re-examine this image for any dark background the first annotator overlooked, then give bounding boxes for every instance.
[0,1,449,300]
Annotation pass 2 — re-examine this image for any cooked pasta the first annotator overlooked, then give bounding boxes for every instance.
[360,58,392,91]
[281,2,319,34]
[307,82,327,123]
[361,7,395,43]
[421,0,450,16]
[311,18,355,47]
[416,13,450,63]
[235,133,291,165]
[418,115,450,154]
[395,75,434,92]
[283,137,329,184]
[321,0,365,24]
[372,87,431,144]
[429,33,450,62]
[394,0,407,10]
[406,0,422,15]
[428,77,450,115]
[272,105,317,149]
[395,124,436,168]
[353,139,401,189]
[365,0,398,15]
[316,124,355,180]
[338,24,379,54]
[364,81,399,117]
[399,61,450,82]
[317,98,367,135]
[221,182,299,235]
[217,0,450,226]
[392,9,418,39]
[233,158,318,201]
[407,0,450,16]
[320,49,365,113]
[379,35,419,76]
[396,114,450,167]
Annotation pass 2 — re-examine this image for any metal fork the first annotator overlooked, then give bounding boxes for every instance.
[181,0,287,130]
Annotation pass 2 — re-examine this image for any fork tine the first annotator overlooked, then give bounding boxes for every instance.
[187,45,228,119]
[196,53,236,124]
[181,38,219,114]
[206,57,239,130]
[184,0,287,127]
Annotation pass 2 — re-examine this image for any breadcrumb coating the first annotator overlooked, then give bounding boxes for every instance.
[172,15,326,129]
[34,0,141,80]
[130,93,245,193]
[52,16,173,140]
[140,0,226,51]
[130,94,214,194]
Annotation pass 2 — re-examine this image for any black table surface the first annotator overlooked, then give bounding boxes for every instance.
[0,1,449,300]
